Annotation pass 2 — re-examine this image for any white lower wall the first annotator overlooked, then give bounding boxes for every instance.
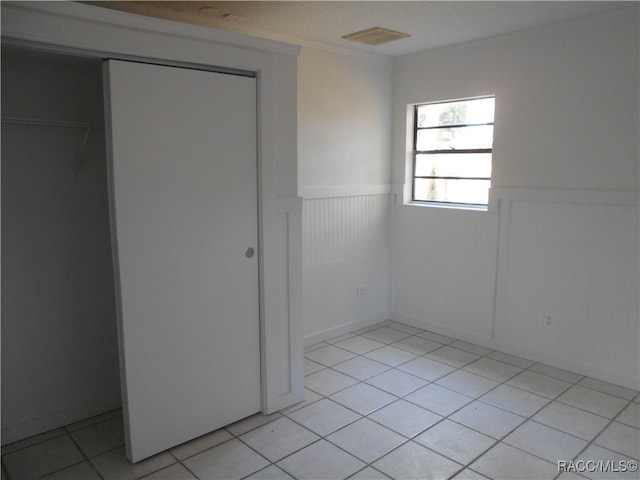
[494,191,639,389]
[303,194,391,344]
[392,189,639,390]
[391,201,499,340]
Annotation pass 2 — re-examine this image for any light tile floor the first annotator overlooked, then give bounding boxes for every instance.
[2,320,639,480]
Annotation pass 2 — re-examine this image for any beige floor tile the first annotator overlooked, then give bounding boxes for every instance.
[503,420,588,463]
[405,383,473,416]
[362,327,411,344]
[364,345,418,367]
[3,435,84,479]
[373,441,462,480]
[529,363,583,384]
[140,463,197,479]
[304,358,325,376]
[594,421,640,460]
[240,417,318,462]
[556,472,590,480]
[616,402,640,429]
[69,416,125,458]
[245,464,295,479]
[91,447,175,480]
[348,466,391,479]
[470,442,558,480]
[426,346,480,368]
[304,342,328,354]
[532,401,610,441]
[449,340,493,356]
[391,336,442,355]
[451,469,491,479]
[450,401,526,439]
[332,356,390,381]
[305,345,357,367]
[334,336,386,355]
[398,356,456,381]
[486,351,535,369]
[278,388,323,415]
[65,410,123,433]
[368,400,442,438]
[182,439,268,480]
[576,444,640,479]
[1,428,68,456]
[417,330,456,344]
[436,370,499,398]
[414,419,495,465]
[365,369,428,396]
[41,461,101,480]
[463,357,522,382]
[305,369,359,396]
[325,333,356,344]
[577,377,639,401]
[276,440,365,480]
[287,398,361,436]
[480,384,550,417]
[557,385,629,419]
[330,383,396,415]
[386,322,424,335]
[507,370,572,398]
[169,428,233,460]
[327,418,405,463]
[225,412,282,436]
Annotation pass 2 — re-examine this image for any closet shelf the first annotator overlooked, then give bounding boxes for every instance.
[2,116,104,175]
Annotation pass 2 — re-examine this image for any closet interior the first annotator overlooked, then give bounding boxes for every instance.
[1,46,122,444]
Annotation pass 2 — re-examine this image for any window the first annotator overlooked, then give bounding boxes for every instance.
[412,96,495,208]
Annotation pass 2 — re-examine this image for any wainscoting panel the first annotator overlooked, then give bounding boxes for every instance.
[494,194,639,388]
[391,189,639,390]
[303,194,391,344]
[391,204,500,340]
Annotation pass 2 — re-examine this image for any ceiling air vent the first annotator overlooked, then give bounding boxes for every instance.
[342,27,410,46]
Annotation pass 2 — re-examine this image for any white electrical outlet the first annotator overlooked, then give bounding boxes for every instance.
[543,311,553,326]
[357,285,367,300]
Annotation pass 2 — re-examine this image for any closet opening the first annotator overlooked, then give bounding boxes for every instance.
[1,45,122,444]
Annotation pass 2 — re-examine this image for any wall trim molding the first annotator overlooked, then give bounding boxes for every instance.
[489,187,639,211]
[2,396,122,446]
[304,312,390,346]
[299,184,392,199]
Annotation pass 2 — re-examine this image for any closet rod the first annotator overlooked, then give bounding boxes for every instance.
[2,117,104,175]
[1,116,102,129]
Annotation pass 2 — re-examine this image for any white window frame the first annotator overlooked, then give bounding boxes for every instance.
[409,96,495,210]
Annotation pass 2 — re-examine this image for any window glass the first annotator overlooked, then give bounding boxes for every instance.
[412,96,495,207]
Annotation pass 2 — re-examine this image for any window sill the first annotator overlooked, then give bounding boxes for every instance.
[406,201,491,213]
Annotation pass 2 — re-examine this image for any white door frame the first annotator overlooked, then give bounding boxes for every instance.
[1,1,304,422]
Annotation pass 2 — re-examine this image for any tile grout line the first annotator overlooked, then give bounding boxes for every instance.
[304,325,637,479]
[5,321,638,480]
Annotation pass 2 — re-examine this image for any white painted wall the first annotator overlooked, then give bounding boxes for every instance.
[391,7,639,388]
[298,47,393,342]
[303,195,391,344]
[1,48,121,443]
[298,48,392,197]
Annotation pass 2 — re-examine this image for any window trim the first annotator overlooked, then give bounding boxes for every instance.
[411,96,494,209]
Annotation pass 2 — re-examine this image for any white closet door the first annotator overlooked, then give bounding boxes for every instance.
[104,60,260,462]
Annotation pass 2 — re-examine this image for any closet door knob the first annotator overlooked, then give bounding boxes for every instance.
[245,247,255,258]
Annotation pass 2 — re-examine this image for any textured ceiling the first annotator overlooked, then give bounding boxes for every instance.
[94,1,630,56]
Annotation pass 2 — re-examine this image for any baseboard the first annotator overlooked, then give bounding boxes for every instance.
[1,396,122,446]
[304,312,390,346]
[392,313,640,391]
